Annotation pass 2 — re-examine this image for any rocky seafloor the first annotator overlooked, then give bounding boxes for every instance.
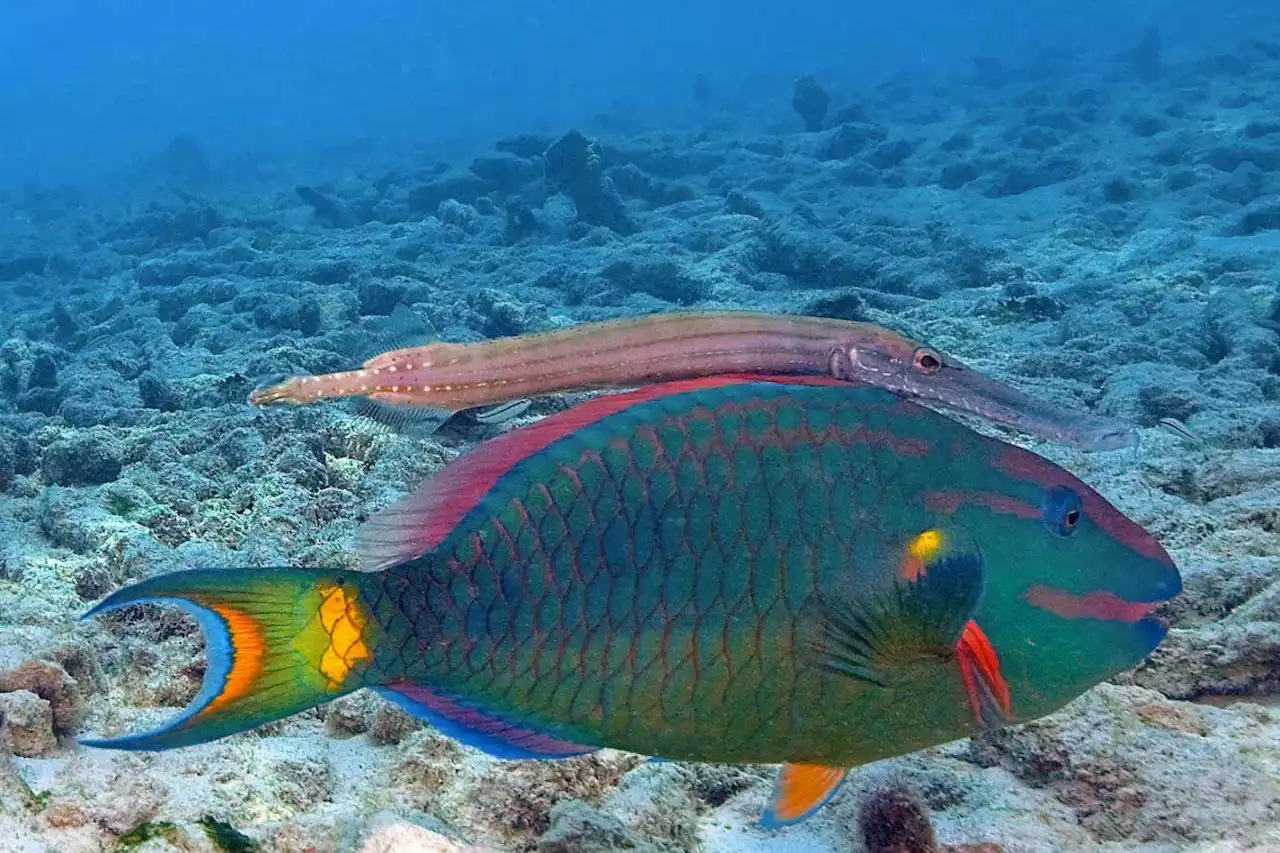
[1,29,1279,853]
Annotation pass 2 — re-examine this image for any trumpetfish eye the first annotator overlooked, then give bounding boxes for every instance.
[912,347,943,374]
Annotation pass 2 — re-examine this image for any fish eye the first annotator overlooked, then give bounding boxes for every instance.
[1042,485,1083,537]
[912,347,943,374]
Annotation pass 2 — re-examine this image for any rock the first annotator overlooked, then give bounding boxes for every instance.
[40,427,125,485]
[407,172,490,213]
[858,782,939,853]
[792,74,830,132]
[0,690,56,757]
[818,122,889,160]
[325,692,373,737]
[0,659,85,736]
[469,152,541,193]
[360,822,498,853]
[537,801,658,853]
[966,684,1280,845]
[544,131,634,233]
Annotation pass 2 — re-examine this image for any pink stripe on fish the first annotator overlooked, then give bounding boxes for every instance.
[1024,586,1158,623]
[384,682,594,757]
[921,489,1040,518]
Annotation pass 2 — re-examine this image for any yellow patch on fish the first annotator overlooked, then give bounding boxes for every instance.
[900,528,946,580]
[317,583,371,688]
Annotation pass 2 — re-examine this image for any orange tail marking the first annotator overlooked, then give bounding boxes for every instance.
[203,605,266,715]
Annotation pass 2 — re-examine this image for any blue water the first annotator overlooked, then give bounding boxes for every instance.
[1,0,1269,186]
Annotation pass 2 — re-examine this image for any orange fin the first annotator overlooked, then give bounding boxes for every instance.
[956,619,1012,728]
[760,763,847,829]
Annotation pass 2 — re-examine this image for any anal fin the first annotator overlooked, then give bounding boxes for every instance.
[760,763,847,829]
[375,682,597,760]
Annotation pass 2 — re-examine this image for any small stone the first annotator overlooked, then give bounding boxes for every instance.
[40,427,124,485]
[0,659,86,736]
[537,801,657,853]
[360,822,497,853]
[325,692,372,737]
[0,690,57,757]
[44,797,89,828]
[370,703,419,745]
[91,772,166,835]
[859,782,938,853]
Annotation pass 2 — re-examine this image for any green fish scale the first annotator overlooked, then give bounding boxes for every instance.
[372,383,940,763]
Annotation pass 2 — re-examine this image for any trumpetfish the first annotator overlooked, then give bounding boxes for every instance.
[249,311,1137,451]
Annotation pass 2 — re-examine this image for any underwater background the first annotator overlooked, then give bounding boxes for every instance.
[1,0,1279,851]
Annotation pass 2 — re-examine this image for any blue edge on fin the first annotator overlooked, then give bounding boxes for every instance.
[78,595,233,750]
[374,684,597,761]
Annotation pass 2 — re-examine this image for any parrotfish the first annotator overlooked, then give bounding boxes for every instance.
[249,310,1138,451]
[85,376,1179,827]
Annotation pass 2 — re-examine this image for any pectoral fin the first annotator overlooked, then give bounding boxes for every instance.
[815,542,985,687]
[816,530,1013,728]
[760,763,847,829]
[956,619,1012,728]
[469,399,532,425]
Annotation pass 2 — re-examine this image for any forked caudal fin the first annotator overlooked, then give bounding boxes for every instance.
[80,567,380,750]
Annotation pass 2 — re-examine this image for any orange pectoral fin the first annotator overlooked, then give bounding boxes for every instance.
[956,619,1012,729]
[760,762,848,829]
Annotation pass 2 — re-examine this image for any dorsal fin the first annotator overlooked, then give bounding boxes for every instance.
[353,374,789,572]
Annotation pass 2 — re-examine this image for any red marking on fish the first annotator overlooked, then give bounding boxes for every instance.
[384,682,592,756]
[1024,585,1157,622]
[993,446,1173,563]
[955,620,1011,725]
[848,426,932,457]
[922,489,1040,519]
